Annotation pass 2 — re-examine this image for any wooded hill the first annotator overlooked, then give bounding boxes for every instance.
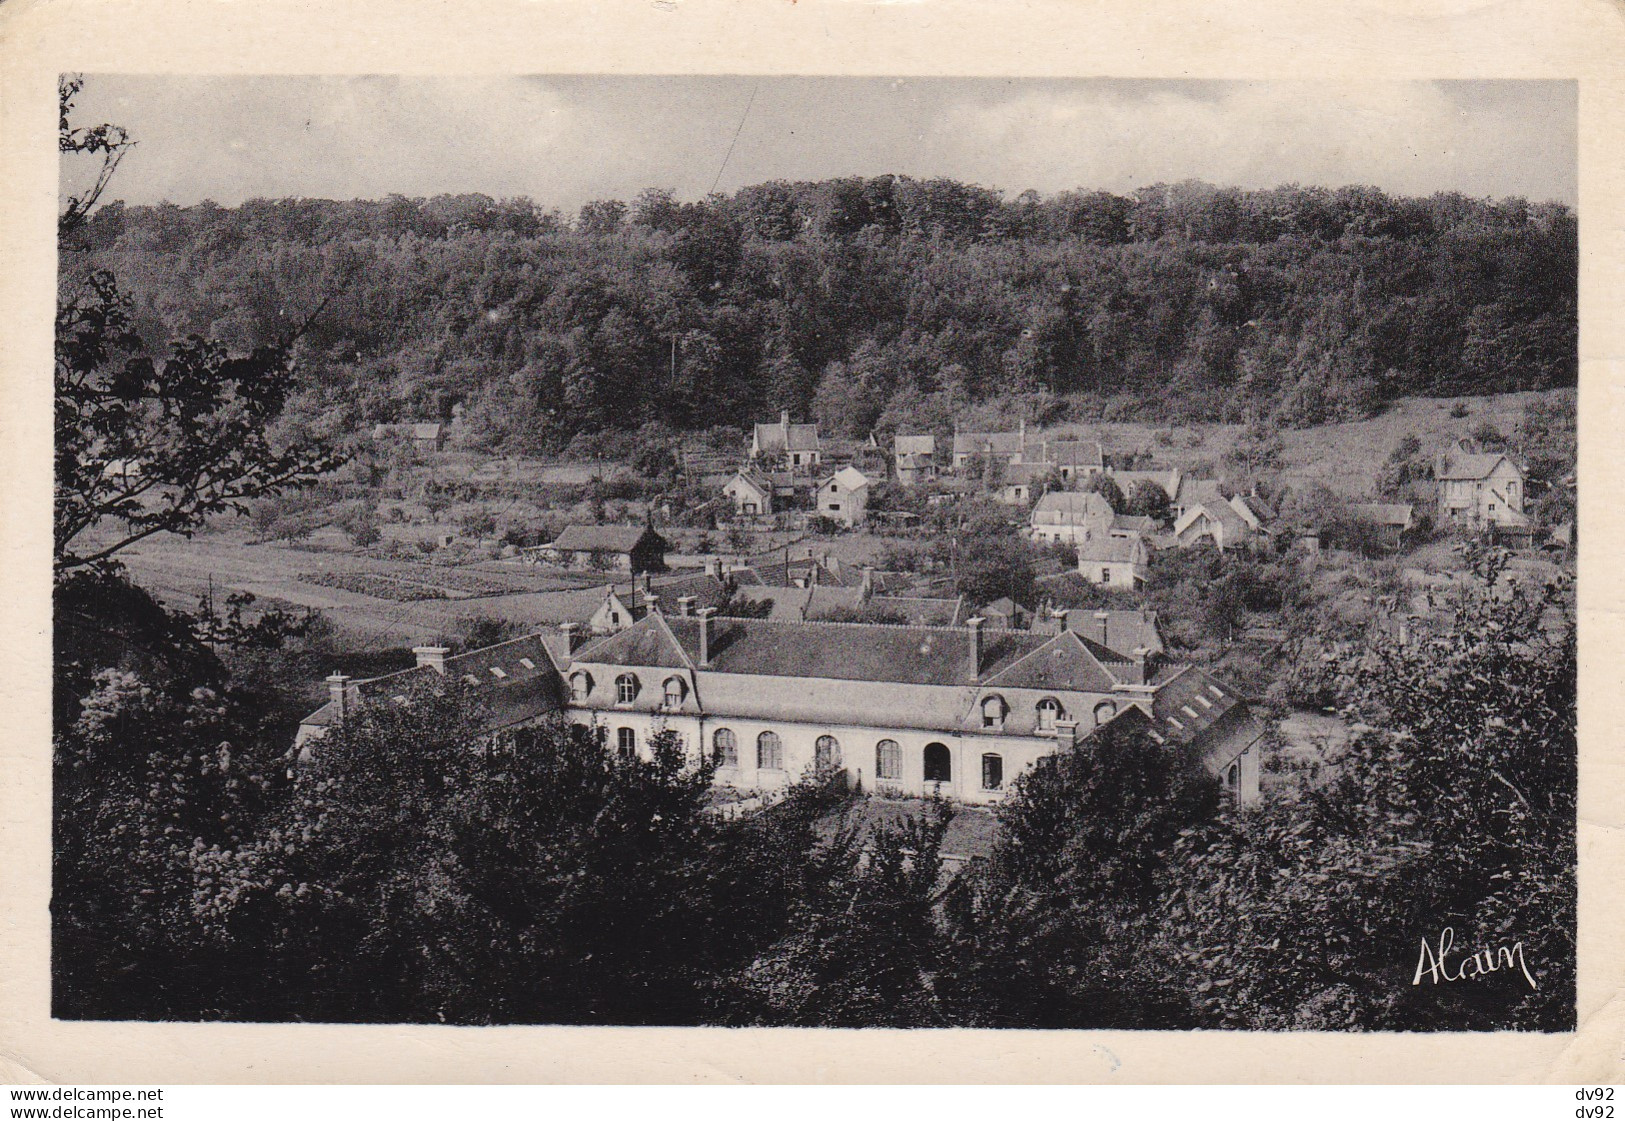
[69,178,1576,452]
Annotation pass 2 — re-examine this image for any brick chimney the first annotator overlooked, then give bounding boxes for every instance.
[861,565,876,598]
[705,556,722,579]
[677,594,697,617]
[325,674,350,723]
[1132,645,1152,684]
[560,622,583,655]
[644,593,660,615]
[412,645,450,674]
[966,616,986,678]
[697,607,717,666]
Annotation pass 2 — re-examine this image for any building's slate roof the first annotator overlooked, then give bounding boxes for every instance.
[1436,450,1513,480]
[301,634,564,730]
[1111,469,1182,501]
[953,431,1026,457]
[754,420,822,453]
[977,630,1124,693]
[1077,533,1149,565]
[549,524,667,554]
[1038,608,1165,657]
[1032,490,1113,523]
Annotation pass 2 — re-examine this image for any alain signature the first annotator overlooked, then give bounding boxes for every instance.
[1412,926,1537,990]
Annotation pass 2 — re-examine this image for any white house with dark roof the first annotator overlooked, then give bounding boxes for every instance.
[1435,444,1527,527]
[893,434,938,485]
[722,470,775,516]
[816,465,870,527]
[751,410,823,470]
[1029,490,1115,544]
[531,525,670,573]
[1077,532,1150,588]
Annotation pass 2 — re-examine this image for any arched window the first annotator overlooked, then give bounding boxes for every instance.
[615,673,639,705]
[923,742,952,784]
[875,739,902,781]
[616,727,636,758]
[757,730,783,770]
[1093,700,1117,727]
[1036,697,1063,732]
[815,735,841,769]
[569,671,593,703]
[981,753,1003,791]
[712,727,739,767]
[663,676,686,709]
[981,695,1007,730]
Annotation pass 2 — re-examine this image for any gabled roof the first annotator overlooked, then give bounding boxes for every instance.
[1111,469,1182,501]
[549,524,668,554]
[953,431,1025,457]
[573,612,692,670]
[894,434,937,456]
[1146,664,1245,746]
[1077,533,1149,565]
[822,465,871,492]
[870,594,965,627]
[1031,490,1114,523]
[1175,500,1250,540]
[754,419,822,453]
[299,634,565,731]
[1436,449,1517,481]
[653,615,1049,686]
[1111,514,1158,535]
[977,629,1124,694]
[731,583,868,622]
[726,470,773,495]
[1041,439,1105,468]
[1039,608,1164,657]
[1000,462,1051,486]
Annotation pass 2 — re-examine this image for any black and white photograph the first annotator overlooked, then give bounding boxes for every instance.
[46,69,1579,1039]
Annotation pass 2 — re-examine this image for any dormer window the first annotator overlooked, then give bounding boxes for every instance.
[981,695,1007,730]
[569,671,593,704]
[1036,698,1063,732]
[489,666,507,679]
[663,676,686,709]
[1094,700,1117,726]
[616,673,640,706]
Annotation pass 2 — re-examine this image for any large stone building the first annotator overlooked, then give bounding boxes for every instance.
[297,606,1264,808]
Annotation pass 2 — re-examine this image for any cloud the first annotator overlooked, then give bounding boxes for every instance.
[937,80,1575,202]
[65,76,1575,212]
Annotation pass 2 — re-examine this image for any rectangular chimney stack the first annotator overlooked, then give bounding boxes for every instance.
[412,645,450,674]
[697,607,717,666]
[1093,610,1111,648]
[677,594,697,617]
[966,616,986,678]
[560,622,583,655]
[325,674,351,724]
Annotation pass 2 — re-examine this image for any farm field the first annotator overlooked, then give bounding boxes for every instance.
[112,524,617,650]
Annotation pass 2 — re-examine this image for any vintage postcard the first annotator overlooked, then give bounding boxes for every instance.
[2,0,1622,1085]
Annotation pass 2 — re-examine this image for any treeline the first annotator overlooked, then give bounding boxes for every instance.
[54,563,1574,1029]
[71,177,1576,450]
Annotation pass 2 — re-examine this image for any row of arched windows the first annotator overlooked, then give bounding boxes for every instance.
[707,731,1003,790]
[979,695,1117,731]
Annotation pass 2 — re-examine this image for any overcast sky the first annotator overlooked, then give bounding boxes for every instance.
[65,76,1578,212]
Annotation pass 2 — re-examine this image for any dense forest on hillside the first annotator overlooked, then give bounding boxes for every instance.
[70,178,1576,451]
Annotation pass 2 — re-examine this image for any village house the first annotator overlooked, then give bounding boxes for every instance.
[1173,496,1256,551]
[951,421,1031,473]
[722,470,775,516]
[371,420,447,453]
[893,434,939,486]
[532,524,670,574]
[1436,444,1528,528]
[1077,532,1151,589]
[1109,468,1184,512]
[1038,439,1107,483]
[816,466,871,528]
[751,410,823,471]
[1347,502,1416,551]
[1029,490,1115,545]
[993,461,1053,506]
